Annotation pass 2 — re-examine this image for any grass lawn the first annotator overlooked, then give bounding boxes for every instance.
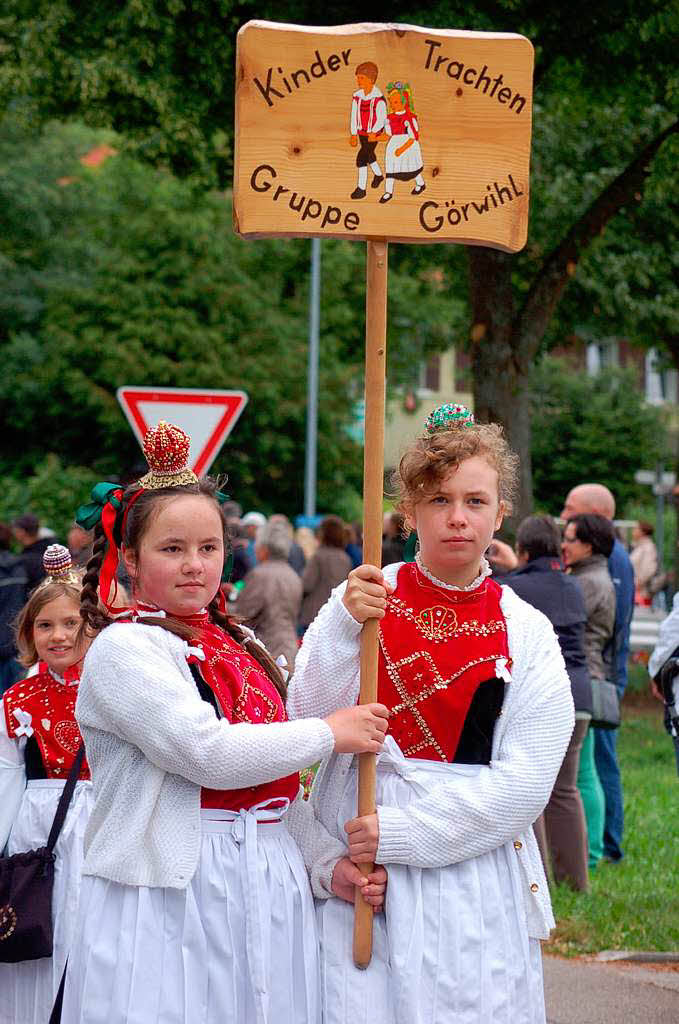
[545,705,678,956]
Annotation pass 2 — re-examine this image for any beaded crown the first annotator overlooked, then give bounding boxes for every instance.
[424,402,475,434]
[36,544,82,590]
[136,420,199,490]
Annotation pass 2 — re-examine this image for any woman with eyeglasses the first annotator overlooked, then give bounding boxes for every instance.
[561,514,616,869]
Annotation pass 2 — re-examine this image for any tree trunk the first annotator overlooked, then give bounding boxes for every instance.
[468,247,534,525]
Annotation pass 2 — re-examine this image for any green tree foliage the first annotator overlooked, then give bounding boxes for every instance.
[1,2,677,515]
[530,357,666,516]
[0,112,452,518]
[0,455,99,541]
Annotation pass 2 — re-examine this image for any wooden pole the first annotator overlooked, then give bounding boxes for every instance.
[353,238,388,969]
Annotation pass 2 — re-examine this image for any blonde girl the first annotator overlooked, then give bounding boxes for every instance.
[0,546,91,1024]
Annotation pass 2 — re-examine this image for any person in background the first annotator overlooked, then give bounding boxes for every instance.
[67,524,93,568]
[0,523,28,694]
[560,484,633,864]
[503,515,591,891]
[300,516,352,634]
[345,521,363,569]
[12,514,52,592]
[241,510,267,565]
[0,545,92,1024]
[294,525,319,564]
[381,511,406,567]
[648,593,679,774]
[630,520,658,606]
[270,513,306,576]
[235,519,303,672]
[562,513,616,869]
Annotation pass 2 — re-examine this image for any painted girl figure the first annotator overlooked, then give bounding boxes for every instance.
[59,421,388,1024]
[289,403,575,1024]
[379,81,425,203]
[0,546,92,1024]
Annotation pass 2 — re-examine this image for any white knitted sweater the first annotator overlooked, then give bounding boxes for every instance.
[76,622,339,889]
[287,564,575,938]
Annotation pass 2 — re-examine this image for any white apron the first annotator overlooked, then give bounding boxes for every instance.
[317,739,545,1024]
[61,800,321,1024]
[0,779,93,1024]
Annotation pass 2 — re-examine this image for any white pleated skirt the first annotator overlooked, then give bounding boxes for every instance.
[317,744,545,1024]
[61,805,321,1024]
[0,778,93,1024]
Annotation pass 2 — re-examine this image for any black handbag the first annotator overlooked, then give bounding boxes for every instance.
[589,679,620,730]
[0,745,85,963]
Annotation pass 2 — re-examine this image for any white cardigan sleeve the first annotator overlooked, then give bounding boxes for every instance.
[288,566,402,719]
[288,581,361,718]
[0,702,26,851]
[78,623,334,791]
[375,609,575,867]
[286,788,348,898]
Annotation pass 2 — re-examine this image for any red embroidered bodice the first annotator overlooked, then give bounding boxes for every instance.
[3,664,89,780]
[387,110,419,139]
[378,563,510,762]
[183,616,299,811]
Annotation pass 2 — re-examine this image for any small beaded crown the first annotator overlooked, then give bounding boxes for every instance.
[424,402,475,434]
[136,420,199,490]
[37,544,82,590]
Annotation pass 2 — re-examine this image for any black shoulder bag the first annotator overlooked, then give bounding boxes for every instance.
[0,744,85,962]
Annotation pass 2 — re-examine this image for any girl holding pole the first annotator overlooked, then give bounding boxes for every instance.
[288,403,574,1024]
[60,420,388,1024]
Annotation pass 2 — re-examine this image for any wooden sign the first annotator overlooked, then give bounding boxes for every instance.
[234,21,534,252]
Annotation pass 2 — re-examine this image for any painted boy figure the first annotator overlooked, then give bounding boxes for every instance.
[349,61,387,199]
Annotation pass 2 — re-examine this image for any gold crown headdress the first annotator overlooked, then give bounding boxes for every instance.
[135,420,199,489]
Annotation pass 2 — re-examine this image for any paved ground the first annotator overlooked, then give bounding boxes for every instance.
[544,955,679,1023]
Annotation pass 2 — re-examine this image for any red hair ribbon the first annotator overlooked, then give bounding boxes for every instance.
[99,487,145,614]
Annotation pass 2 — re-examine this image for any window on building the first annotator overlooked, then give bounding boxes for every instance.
[645,348,677,405]
[419,354,441,393]
[586,340,619,376]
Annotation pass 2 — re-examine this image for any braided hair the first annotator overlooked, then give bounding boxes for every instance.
[79,479,287,699]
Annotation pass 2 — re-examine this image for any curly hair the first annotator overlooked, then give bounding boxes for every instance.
[392,421,519,519]
[79,479,287,699]
[15,580,83,668]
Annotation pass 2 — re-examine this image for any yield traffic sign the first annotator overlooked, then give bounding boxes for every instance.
[116,386,248,475]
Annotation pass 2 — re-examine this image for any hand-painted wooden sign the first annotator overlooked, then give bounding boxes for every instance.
[234,21,534,252]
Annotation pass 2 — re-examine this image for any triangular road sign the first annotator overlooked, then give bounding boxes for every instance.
[116,387,248,475]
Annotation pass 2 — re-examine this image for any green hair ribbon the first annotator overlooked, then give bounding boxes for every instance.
[75,483,123,531]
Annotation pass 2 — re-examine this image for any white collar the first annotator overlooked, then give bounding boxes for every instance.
[47,667,79,687]
[355,86,382,100]
[415,553,492,592]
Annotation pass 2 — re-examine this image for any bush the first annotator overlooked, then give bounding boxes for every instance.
[531,357,667,515]
[0,454,99,541]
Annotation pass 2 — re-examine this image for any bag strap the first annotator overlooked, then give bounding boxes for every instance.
[46,744,86,854]
[49,962,67,1023]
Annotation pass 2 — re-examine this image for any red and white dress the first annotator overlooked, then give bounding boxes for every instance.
[289,558,574,1024]
[384,109,423,182]
[0,664,92,1024]
[63,611,324,1024]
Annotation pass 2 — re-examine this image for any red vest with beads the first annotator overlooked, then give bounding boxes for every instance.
[3,664,90,779]
[378,563,510,762]
[185,617,299,811]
